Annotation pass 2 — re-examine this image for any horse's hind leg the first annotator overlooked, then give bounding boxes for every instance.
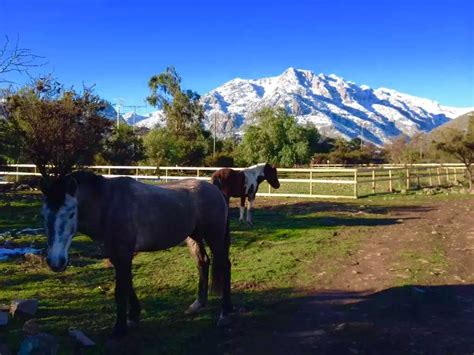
[185,237,210,314]
[206,222,233,326]
[246,197,255,225]
[128,286,141,327]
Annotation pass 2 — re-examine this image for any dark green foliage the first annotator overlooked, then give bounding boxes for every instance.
[237,108,320,167]
[312,138,383,165]
[147,66,204,132]
[204,153,234,167]
[4,78,111,176]
[145,67,211,166]
[435,116,474,188]
[144,126,210,166]
[101,124,146,165]
[0,118,26,163]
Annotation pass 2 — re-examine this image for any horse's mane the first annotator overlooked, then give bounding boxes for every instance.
[70,170,104,187]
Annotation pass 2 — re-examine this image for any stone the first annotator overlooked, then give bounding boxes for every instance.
[0,312,8,326]
[11,299,39,316]
[69,328,95,347]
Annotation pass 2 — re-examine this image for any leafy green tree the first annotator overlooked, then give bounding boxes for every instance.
[0,118,25,163]
[144,126,210,166]
[147,66,204,132]
[101,124,146,165]
[435,117,474,189]
[237,107,320,167]
[145,67,211,166]
[4,77,111,176]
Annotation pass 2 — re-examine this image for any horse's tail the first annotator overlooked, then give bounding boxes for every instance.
[211,206,231,296]
[211,174,222,191]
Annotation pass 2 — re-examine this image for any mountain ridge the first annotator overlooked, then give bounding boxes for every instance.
[127,68,473,146]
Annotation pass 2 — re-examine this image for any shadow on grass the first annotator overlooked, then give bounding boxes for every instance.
[237,284,474,355]
[256,200,435,215]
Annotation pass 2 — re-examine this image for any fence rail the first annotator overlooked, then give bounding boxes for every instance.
[0,163,468,199]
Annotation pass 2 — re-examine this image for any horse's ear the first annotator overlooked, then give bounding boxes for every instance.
[66,178,77,197]
[39,177,51,195]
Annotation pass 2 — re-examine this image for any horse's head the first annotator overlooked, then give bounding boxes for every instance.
[40,176,78,272]
[263,164,280,189]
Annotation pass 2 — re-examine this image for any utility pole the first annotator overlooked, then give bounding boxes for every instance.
[115,99,123,128]
[213,113,217,157]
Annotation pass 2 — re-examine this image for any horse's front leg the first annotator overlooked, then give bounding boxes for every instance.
[246,196,255,225]
[110,256,133,338]
[239,196,246,224]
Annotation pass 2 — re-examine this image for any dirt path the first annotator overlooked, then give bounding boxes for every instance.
[237,197,474,355]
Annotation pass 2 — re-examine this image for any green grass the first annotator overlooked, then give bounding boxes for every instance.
[0,190,471,354]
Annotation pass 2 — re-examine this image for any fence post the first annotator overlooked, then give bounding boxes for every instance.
[428,168,432,186]
[197,169,200,178]
[406,168,410,190]
[372,170,376,194]
[454,167,457,182]
[445,167,449,184]
[165,168,168,183]
[353,170,358,198]
[388,169,393,192]
[16,166,19,183]
[416,168,420,188]
[108,167,111,176]
[309,170,313,195]
[437,168,441,186]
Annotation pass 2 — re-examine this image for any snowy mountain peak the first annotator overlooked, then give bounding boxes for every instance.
[128,67,472,146]
[199,68,472,145]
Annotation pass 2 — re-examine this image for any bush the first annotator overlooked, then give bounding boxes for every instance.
[204,153,234,167]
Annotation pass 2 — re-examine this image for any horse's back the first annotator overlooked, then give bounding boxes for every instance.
[119,178,227,250]
[211,168,245,198]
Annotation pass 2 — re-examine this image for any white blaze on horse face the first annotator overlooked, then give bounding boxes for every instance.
[43,194,78,271]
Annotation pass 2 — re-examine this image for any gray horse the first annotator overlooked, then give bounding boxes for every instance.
[40,171,232,337]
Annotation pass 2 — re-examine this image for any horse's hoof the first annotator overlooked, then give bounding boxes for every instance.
[217,313,232,327]
[185,299,205,315]
[238,219,244,224]
[246,221,253,226]
[127,319,139,329]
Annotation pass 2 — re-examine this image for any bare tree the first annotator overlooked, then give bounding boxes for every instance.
[0,35,45,83]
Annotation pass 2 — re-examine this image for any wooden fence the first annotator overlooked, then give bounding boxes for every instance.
[0,163,468,199]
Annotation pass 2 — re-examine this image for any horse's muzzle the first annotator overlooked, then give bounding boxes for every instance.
[46,255,68,272]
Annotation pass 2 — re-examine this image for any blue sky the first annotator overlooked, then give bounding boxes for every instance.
[0,0,472,113]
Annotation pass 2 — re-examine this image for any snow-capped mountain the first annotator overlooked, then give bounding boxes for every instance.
[126,68,472,145]
[134,110,166,128]
[123,112,148,125]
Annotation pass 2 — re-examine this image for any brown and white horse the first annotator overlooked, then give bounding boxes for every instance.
[211,163,280,224]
